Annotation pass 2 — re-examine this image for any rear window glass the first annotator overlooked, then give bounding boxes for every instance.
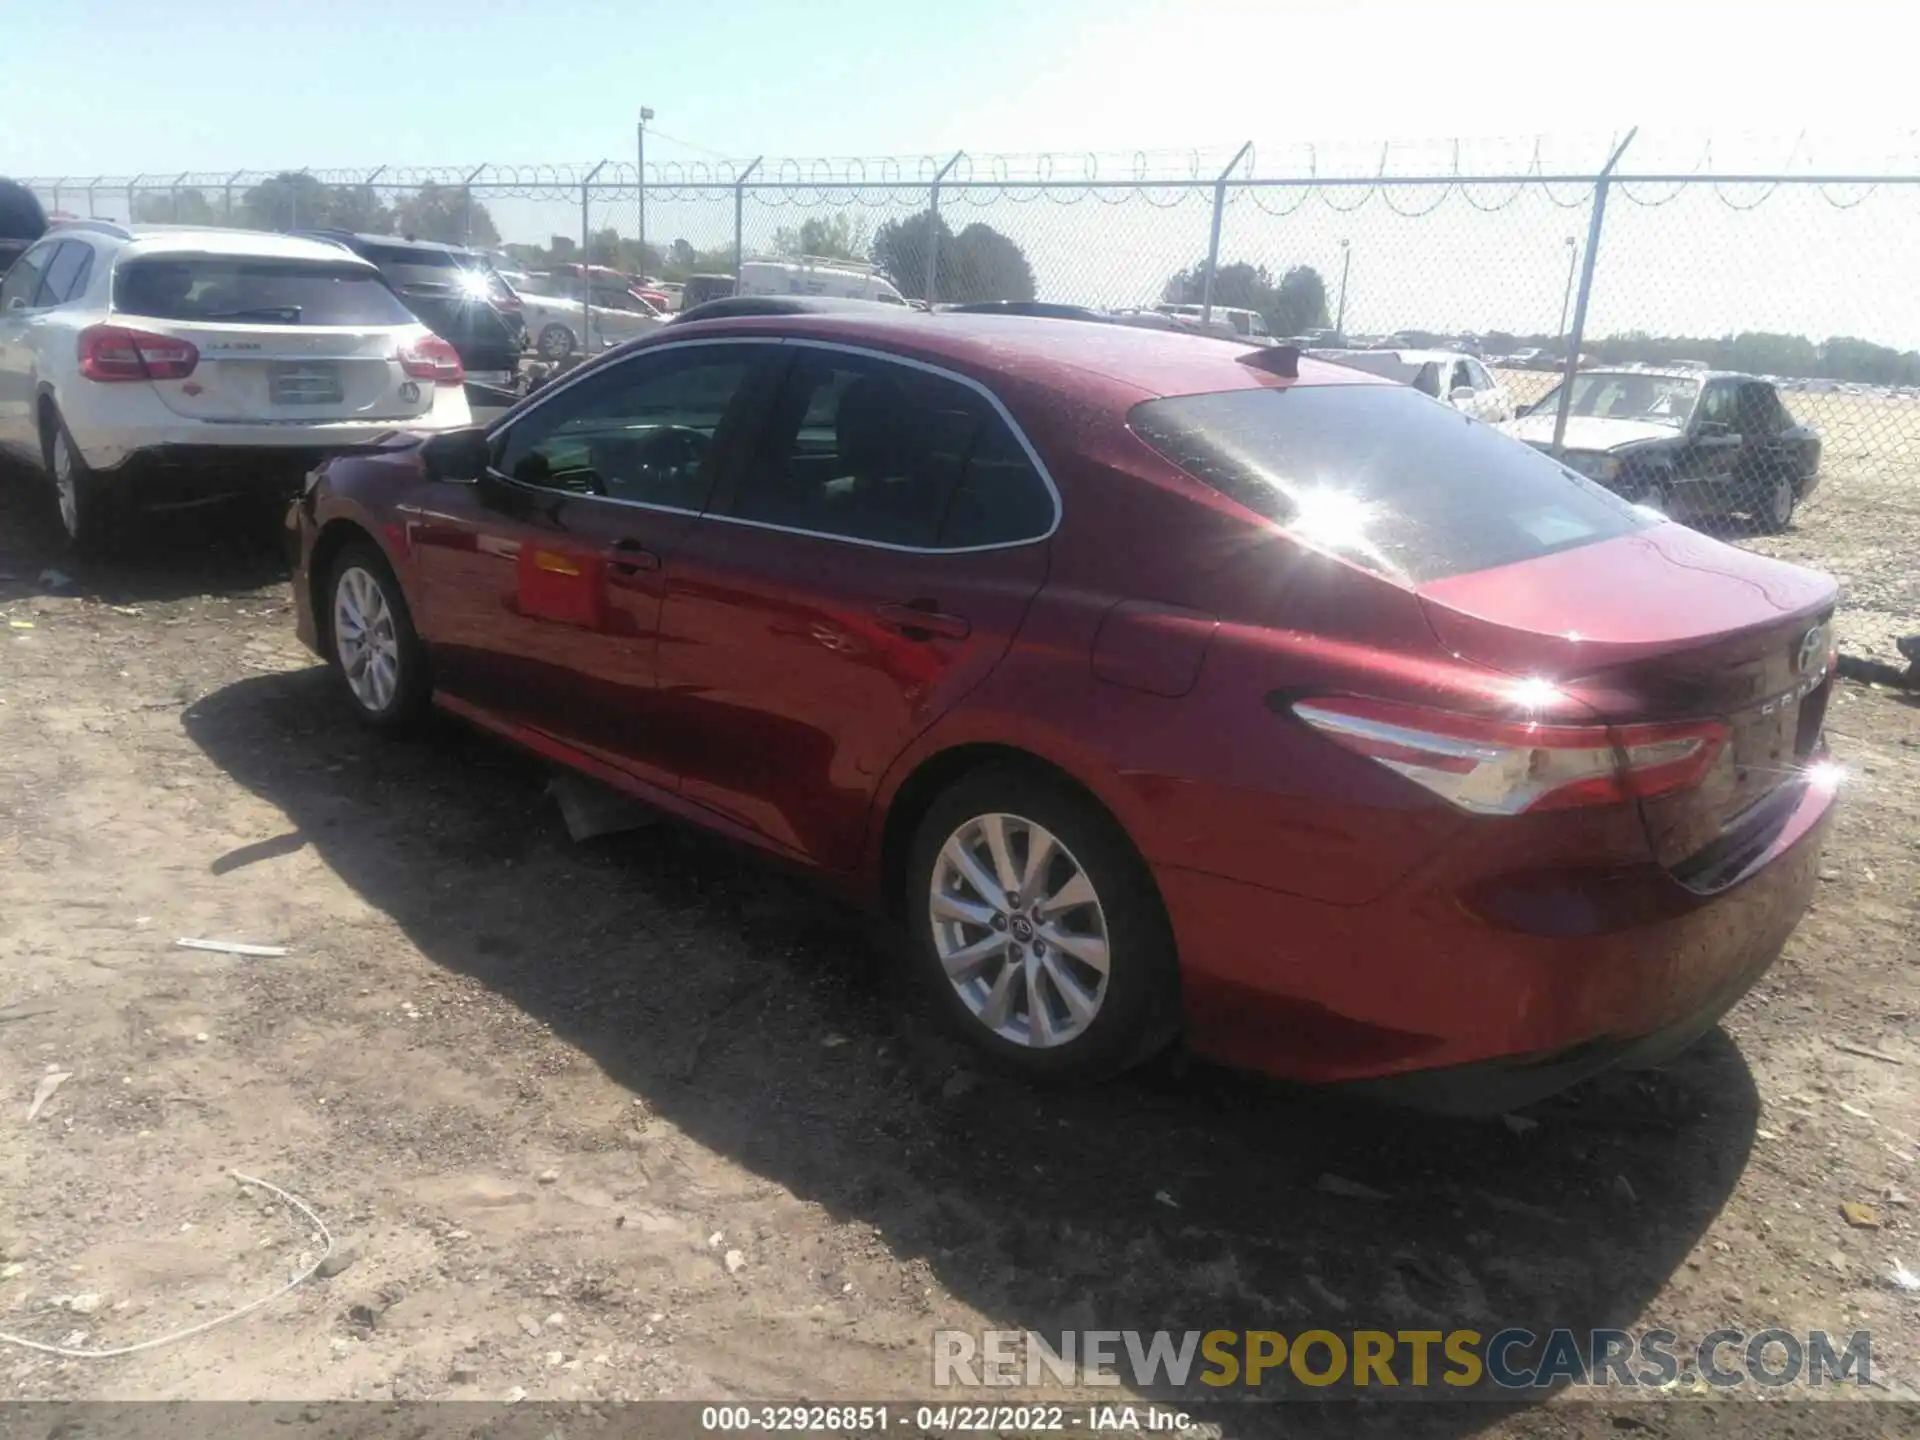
[1129,384,1650,583]
[114,257,415,326]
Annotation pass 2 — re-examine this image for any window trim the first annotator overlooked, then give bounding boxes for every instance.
[485,335,1063,554]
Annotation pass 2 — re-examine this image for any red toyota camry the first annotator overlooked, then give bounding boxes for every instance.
[289,312,1840,1112]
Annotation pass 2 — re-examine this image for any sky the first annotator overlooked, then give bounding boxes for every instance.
[8,0,1920,345]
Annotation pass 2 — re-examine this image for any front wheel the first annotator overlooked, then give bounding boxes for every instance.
[536,323,576,360]
[327,541,430,731]
[906,766,1178,1081]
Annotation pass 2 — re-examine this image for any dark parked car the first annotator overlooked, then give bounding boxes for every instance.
[301,232,524,382]
[289,312,1839,1112]
[679,273,737,310]
[0,177,47,273]
[1504,369,1821,532]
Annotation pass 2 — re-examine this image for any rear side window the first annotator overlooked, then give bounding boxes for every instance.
[731,349,1053,549]
[114,257,416,326]
[35,242,92,306]
[1129,384,1650,583]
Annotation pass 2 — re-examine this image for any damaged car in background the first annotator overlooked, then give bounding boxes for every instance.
[1504,368,1820,532]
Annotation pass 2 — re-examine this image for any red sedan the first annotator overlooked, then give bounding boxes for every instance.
[289,313,1840,1112]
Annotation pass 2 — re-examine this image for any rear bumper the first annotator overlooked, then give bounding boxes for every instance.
[1160,773,1835,1113]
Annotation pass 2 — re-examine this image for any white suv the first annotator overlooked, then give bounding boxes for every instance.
[0,223,473,548]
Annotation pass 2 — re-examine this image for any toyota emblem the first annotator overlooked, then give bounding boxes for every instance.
[1796,623,1830,677]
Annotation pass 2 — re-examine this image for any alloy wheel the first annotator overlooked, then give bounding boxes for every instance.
[333,566,402,713]
[51,432,79,538]
[929,812,1110,1048]
[1767,474,1793,529]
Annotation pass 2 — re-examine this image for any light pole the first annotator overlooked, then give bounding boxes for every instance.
[1335,239,1352,341]
[1557,236,1577,352]
[636,106,654,278]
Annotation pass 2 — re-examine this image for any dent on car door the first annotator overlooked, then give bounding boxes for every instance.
[405,340,783,772]
[654,344,1057,868]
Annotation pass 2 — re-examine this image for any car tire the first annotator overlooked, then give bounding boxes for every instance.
[325,540,431,732]
[905,765,1179,1082]
[39,408,118,553]
[1755,469,1795,534]
[537,324,575,360]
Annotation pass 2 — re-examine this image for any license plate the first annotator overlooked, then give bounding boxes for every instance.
[270,362,343,406]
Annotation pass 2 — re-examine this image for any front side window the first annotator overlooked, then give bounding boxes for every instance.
[729,349,1052,549]
[494,344,769,509]
[1696,381,1738,429]
[1130,383,1651,584]
[113,256,416,326]
[0,241,56,311]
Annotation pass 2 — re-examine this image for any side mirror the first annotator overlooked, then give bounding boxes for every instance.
[1449,385,1476,404]
[421,426,491,483]
[4,296,27,313]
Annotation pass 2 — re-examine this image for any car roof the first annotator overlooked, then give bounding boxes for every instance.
[117,226,379,266]
[308,231,482,259]
[658,310,1382,401]
[672,295,892,324]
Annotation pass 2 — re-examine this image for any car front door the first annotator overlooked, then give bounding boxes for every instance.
[405,339,781,784]
[0,239,61,456]
[1466,358,1510,421]
[653,343,1058,869]
[1681,379,1745,511]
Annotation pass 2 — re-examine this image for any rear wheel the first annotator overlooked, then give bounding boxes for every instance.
[906,766,1178,1081]
[1755,470,1795,534]
[326,541,430,731]
[40,410,117,552]
[537,323,575,360]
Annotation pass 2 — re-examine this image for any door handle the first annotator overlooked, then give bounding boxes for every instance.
[875,600,970,640]
[604,539,660,573]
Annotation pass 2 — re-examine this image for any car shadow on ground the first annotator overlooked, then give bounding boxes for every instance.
[0,462,290,605]
[184,668,1762,1435]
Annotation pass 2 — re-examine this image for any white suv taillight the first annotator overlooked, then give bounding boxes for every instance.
[397,334,465,386]
[77,325,199,382]
[1292,696,1728,815]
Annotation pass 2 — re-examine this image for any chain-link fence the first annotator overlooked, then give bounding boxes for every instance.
[19,137,1920,661]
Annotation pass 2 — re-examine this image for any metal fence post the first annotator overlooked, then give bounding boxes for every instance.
[49,179,61,218]
[1200,142,1253,325]
[224,169,243,225]
[127,175,141,225]
[86,177,102,219]
[463,163,486,244]
[1551,128,1638,457]
[581,161,608,348]
[923,150,963,304]
[363,165,386,231]
[171,171,188,223]
[734,157,763,281]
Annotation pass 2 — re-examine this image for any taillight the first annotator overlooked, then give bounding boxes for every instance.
[397,334,465,386]
[1291,696,1728,815]
[78,325,199,382]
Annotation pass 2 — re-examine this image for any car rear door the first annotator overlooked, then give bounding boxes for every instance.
[654,342,1057,869]
[110,251,439,424]
[406,338,782,784]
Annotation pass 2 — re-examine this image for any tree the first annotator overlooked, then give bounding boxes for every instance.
[389,181,498,247]
[770,213,869,263]
[237,172,391,234]
[1160,258,1329,337]
[872,211,1036,303]
[944,223,1036,304]
[132,188,218,225]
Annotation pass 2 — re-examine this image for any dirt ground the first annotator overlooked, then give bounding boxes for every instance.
[0,452,1917,1438]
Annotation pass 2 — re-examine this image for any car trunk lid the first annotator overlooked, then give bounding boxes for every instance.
[132,320,430,423]
[1417,524,1837,877]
